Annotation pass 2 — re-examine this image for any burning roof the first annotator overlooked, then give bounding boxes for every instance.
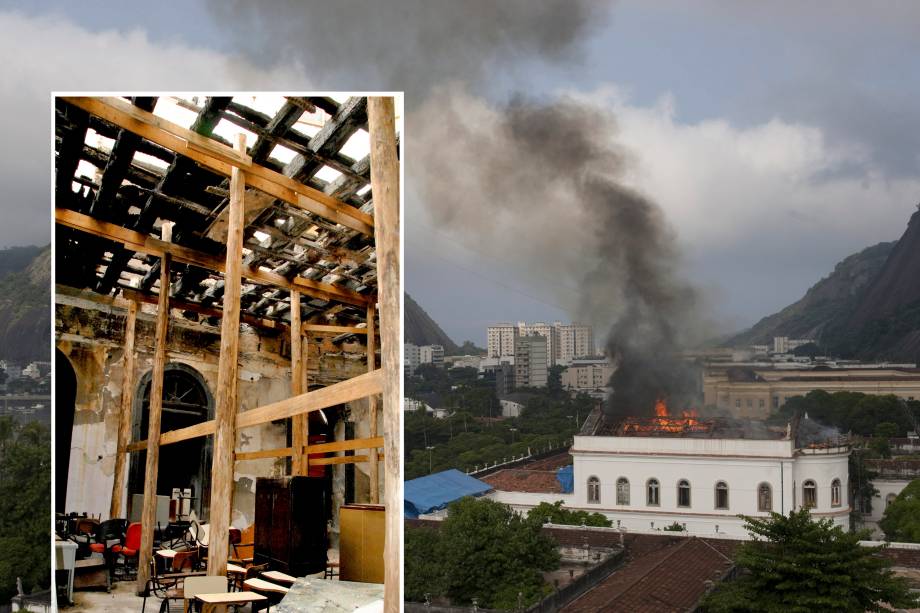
[589,399,789,440]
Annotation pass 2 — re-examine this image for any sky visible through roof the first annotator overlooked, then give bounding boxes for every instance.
[6,1,920,342]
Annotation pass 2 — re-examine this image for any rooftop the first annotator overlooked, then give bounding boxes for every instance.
[560,533,737,613]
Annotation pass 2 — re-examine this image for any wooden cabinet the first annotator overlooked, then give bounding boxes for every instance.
[254,476,327,576]
[339,504,385,583]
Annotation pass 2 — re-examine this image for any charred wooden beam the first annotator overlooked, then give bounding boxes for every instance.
[95,97,231,294]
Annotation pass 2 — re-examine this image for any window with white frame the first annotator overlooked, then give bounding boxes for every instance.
[647,478,660,506]
[831,478,842,507]
[677,479,691,507]
[587,476,600,504]
[758,483,772,512]
[616,477,629,505]
[802,480,817,509]
[715,481,729,510]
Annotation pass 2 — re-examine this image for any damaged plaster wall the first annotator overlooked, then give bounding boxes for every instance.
[56,292,372,531]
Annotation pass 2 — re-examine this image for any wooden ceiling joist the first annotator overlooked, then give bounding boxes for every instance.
[61,96,375,237]
[57,208,370,307]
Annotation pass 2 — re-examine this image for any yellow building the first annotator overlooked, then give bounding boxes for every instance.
[703,366,920,418]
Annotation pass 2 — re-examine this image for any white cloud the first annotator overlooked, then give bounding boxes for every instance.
[0,10,310,246]
[572,86,918,256]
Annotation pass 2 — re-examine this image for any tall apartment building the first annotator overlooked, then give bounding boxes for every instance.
[419,344,445,366]
[561,358,614,395]
[554,323,595,365]
[515,334,548,388]
[404,343,421,376]
[522,322,556,366]
[490,321,595,366]
[405,343,445,376]
[487,323,519,359]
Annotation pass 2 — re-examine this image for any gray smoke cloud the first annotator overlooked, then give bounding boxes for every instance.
[209,0,701,416]
[414,87,701,417]
[207,0,608,96]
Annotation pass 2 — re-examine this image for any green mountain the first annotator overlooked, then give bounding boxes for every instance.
[727,207,920,361]
[0,246,50,363]
[404,293,458,353]
[727,241,895,347]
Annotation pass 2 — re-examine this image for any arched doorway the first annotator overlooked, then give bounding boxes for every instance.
[128,363,213,520]
[55,349,77,514]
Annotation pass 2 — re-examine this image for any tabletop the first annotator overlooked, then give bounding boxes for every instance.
[195,592,268,604]
[244,577,290,594]
[262,570,297,585]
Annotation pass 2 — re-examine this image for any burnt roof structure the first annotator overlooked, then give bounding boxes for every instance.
[54,95,402,604]
[55,95,390,333]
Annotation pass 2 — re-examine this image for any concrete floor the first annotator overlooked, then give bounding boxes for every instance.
[64,580,261,613]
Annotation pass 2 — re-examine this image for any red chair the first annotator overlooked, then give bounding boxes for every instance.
[114,522,142,578]
[88,519,127,587]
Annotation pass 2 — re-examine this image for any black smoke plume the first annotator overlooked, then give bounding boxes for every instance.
[210,1,701,418]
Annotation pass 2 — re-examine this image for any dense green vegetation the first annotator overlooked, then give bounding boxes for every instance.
[0,417,50,601]
[702,509,918,612]
[527,501,612,527]
[405,497,559,609]
[771,390,919,437]
[404,365,593,479]
[879,478,920,543]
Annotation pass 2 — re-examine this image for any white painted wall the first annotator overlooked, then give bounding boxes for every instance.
[565,438,850,538]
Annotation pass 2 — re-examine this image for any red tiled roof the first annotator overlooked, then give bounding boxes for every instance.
[481,469,562,494]
[562,535,738,613]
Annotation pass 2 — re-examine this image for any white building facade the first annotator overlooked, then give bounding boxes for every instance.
[488,321,595,366]
[487,324,519,359]
[404,343,421,376]
[514,334,548,388]
[561,359,613,395]
[567,435,850,537]
[419,344,445,366]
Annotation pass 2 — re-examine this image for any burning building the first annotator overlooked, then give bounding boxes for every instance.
[567,402,851,537]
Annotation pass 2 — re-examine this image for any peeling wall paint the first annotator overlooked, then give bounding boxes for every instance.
[57,295,374,534]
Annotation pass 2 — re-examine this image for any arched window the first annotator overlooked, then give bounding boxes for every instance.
[587,476,600,504]
[757,483,772,512]
[677,479,691,508]
[715,481,729,510]
[802,480,817,509]
[831,479,842,507]
[647,478,660,506]
[616,477,629,505]
[886,493,897,508]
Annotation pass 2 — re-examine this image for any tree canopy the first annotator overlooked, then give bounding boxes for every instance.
[0,417,50,601]
[879,478,920,543]
[702,509,918,613]
[527,500,612,527]
[773,390,919,437]
[405,497,560,609]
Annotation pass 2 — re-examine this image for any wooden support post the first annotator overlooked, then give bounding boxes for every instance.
[207,134,246,578]
[368,96,401,611]
[136,223,172,594]
[367,302,379,504]
[110,299,137,519]
[291,290,307,476]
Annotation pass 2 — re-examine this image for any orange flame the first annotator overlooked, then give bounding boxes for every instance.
[618,399,709,435]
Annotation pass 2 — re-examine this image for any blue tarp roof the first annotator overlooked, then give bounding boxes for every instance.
[404,469,492,518]
[556,465,574,494]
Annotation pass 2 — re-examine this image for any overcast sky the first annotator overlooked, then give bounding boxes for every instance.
[4,1,919,344]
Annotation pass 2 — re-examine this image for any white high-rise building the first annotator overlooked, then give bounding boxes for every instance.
[419,345,445,366]
[487,323,519,359]
[554,322,595,365]
[489,321,595,366]
[521,322,555,366]
[404,343,421,376]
